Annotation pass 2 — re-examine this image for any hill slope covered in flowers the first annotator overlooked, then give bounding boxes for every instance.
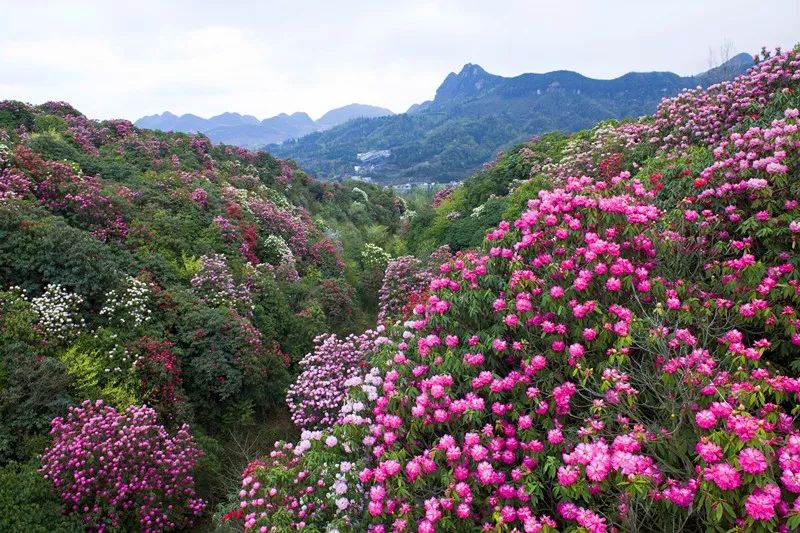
[231,47,800,533]
[0,100,410,530]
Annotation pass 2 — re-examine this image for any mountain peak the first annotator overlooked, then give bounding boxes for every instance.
[434,63,501,104]
[457,63,488,77]
[693,52,754,86]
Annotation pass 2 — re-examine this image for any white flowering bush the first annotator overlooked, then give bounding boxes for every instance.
[262,234,293,264]
[0,142,10,168]
[99,276,152,328]
[29,283,85,341]
[361,243,391,271]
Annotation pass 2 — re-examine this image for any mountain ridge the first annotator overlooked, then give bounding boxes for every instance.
[268,53,754,184]
[134,103,394,148]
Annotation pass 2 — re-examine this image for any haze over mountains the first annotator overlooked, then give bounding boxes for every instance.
[134,103,394,148]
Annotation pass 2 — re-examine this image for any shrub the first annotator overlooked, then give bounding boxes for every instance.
[377,256,431,325]
[321,277,356,327]
[134,337,187,423]
[40,400,205,531]
[286,328,385,430]
[0,289,73,463]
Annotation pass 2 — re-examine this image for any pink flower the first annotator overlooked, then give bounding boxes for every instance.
[547,428,564,444]
[705,463,741,490]
[695,410,717,429]
[516,298,533,312]
[738,448,768,474]
[745,484,780,521]
[557,465,579,486]
[696,440,723,463]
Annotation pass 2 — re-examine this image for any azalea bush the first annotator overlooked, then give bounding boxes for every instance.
[40,400,205,531]
[134,336,187,422]
[235,51,800,533]
[29,283,86,341]
[99,275,153,329]
[191,254,253,313]
[286,328,386,430]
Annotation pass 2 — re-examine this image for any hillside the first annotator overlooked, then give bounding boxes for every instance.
[0,99,408,528]
[135,103,394,148]
[269,53,753,184]
[2,45,800,533]
[231,46,800,532]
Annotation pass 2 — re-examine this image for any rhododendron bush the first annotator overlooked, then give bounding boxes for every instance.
[235,50,800,532]
[287,328,386,430]
[41,400,204,531]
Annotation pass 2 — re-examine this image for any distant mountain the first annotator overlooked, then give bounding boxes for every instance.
[269,53,754,184]
[134,104,394,148]
[316,104,394,130]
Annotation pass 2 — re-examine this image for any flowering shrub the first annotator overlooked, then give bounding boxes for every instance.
[432,186,455,208]
[191,254,253,313]
[310,238,346,276]
[134,337,186,421]
[260,235,300,283]
[320,278,355,326]
[191,186,209,208]
[654,48,800,150]
[286,328,385,430]
[29,283,85,341]
[40,400,204,531]
[99,275,152,329]
[12,146,129,241]
[362,243,391,272]
[377,256,431,324]
[237,54,800,531]
[249,199,311,260]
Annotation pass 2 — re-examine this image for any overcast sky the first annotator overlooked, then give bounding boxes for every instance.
[1,0,798,121]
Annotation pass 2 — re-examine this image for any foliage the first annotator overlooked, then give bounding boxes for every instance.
[0,460,83,532]
[0,95,407,526]
[0,289,73,463]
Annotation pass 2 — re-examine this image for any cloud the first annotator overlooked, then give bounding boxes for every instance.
[0,0,797,120]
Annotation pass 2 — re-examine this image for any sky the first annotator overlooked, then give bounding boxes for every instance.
[1,0,798,121]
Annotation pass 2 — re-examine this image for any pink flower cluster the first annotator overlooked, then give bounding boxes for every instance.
[249,198,312,260]
[287,329,385,429]
[40,400,204,532]
[655,48,800,150]
[377,256,432,324]
[11,146,129,240]
[191,254,253,312]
